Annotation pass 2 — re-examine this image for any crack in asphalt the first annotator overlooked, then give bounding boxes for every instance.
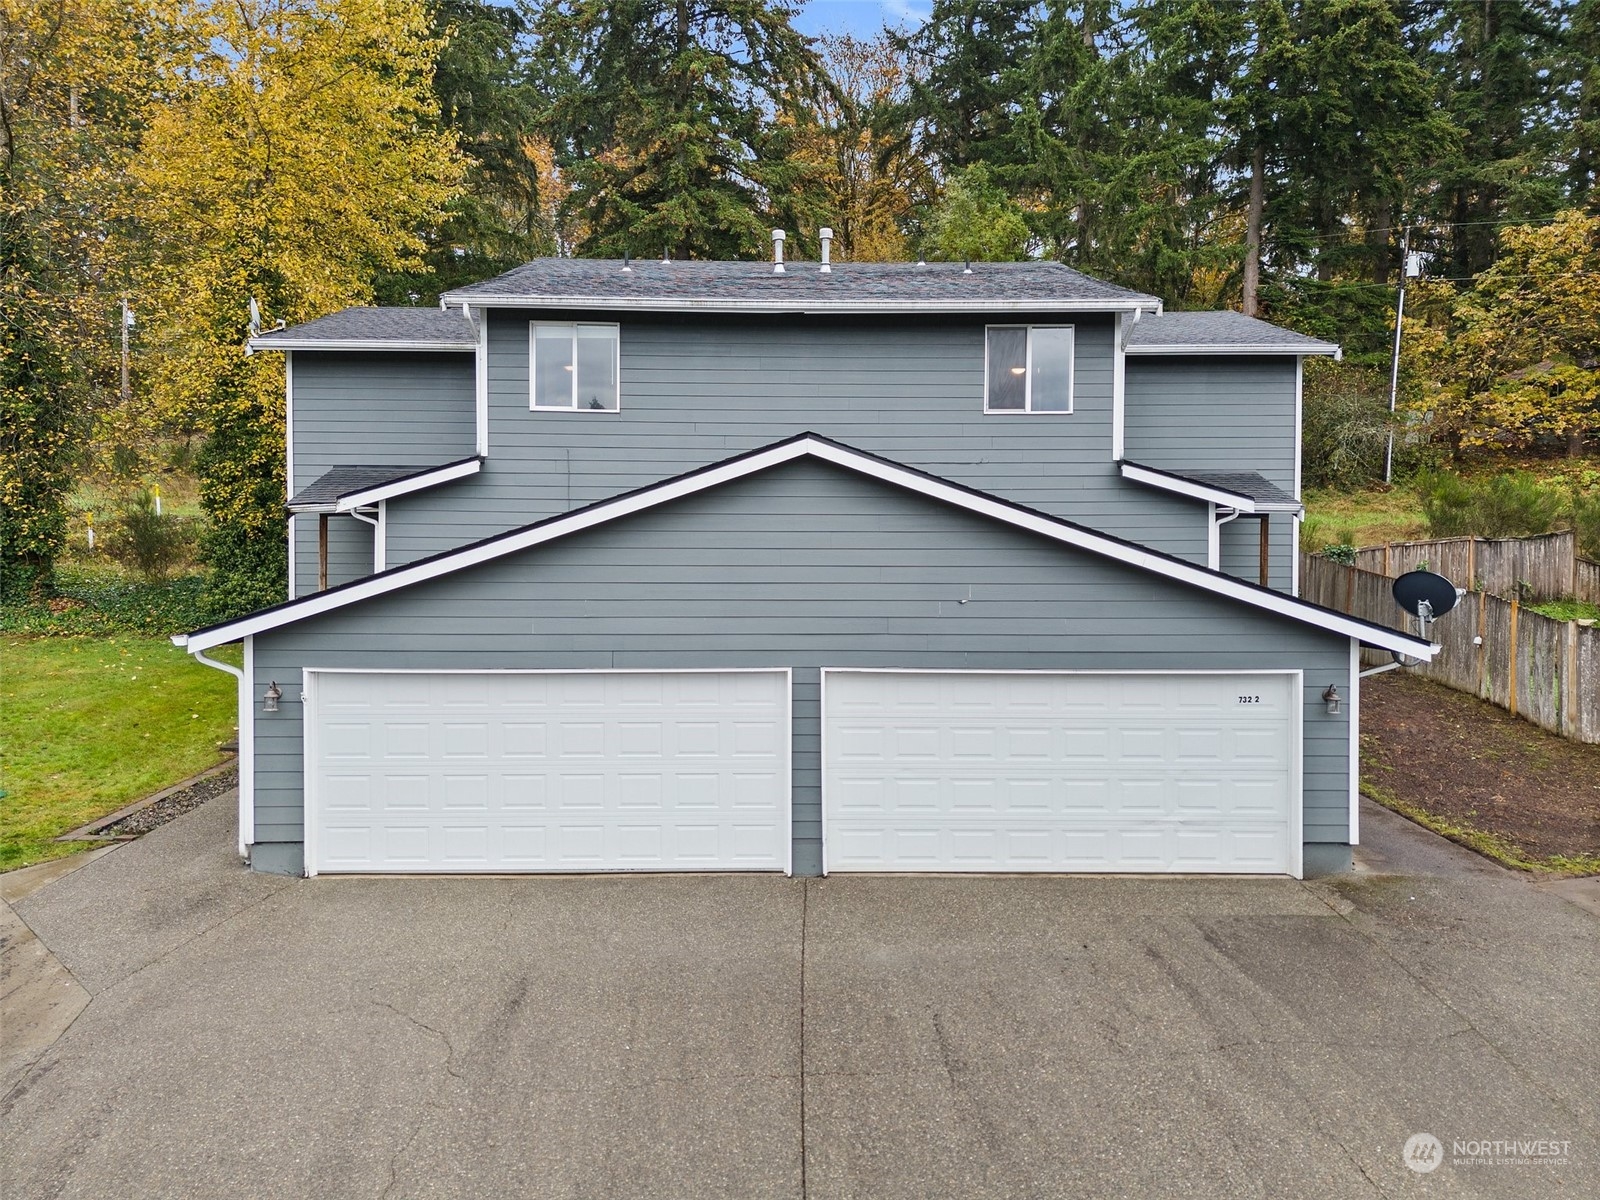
[1299,878,1598,1140]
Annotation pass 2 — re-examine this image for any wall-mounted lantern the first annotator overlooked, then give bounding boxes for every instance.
[1321,685,1342,716]
[263,681,282,713]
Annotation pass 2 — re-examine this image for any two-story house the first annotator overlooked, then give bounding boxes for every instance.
[176,253,1433,881]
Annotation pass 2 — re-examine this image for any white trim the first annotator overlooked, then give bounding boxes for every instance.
[1125,343,1340,358]
[821,668,1306,878]
[333,458,482,511]
[376,501,386,573]
[475,309,489,456]
[1122,462,1302,515]
[441,294,1156,315]
[1207,503,1219,570]
[983,324,1075,414]
[285,353,295,600]
[1290,668,1305,879]
[818,667,829,877]
[242,637,256,854]
[178,437,1437,659]
[529,321,622,412]
[1291,515,1302,597]
[1349,638,1361,847]
[1292,356,1304,598]
[302,668,320,877]
[301,667,792,877]
[249,338,476,353]
[1111,314,1125,460]
[1125,462,1279,514]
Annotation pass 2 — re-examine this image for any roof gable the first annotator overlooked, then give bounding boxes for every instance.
[177,434,1434,658]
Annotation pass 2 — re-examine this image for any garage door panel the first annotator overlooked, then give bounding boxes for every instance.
[823,672,1295,875]
[308,671,789,874]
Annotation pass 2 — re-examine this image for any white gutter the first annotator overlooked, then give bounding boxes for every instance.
[247,338,476,353]
[1120,462,1303,514]
[179,640,253,858]
[333,457,482,511]
[1126,343,1342,360]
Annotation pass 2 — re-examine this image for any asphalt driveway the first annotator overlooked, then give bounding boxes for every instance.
[2,797,1596,1199]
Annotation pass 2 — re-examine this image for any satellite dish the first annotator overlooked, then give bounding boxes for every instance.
[1393,570,1459,619]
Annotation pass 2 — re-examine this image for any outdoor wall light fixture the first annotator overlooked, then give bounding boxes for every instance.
[1321,685,1342,715]
[263,681,282,713]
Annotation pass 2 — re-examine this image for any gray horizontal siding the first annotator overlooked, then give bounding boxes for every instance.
[1124,357,1299,590]
[380,313,1209,571]
[290,351,475,598]
[253,459,1351,871]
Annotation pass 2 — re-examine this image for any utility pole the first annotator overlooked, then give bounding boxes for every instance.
[1383,225,1410,484]
[120,297,132,405]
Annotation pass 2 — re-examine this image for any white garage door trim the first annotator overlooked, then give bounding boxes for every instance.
[820,668,1303,878]
[303,667,792,876]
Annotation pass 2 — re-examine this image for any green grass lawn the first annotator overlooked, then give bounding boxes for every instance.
[0,636,239,870]
[1302,485,1429,550]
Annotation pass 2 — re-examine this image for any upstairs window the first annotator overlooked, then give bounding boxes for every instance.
[531,322,620,411]
[985,325,1074,413]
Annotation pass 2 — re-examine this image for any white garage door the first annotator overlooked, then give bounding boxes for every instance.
[305,669,790,874]
[823,670,1299,876]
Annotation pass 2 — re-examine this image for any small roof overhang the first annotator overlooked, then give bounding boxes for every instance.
[179,434,1434,660]
[1119,461,1304,515]
[287,457,482,514]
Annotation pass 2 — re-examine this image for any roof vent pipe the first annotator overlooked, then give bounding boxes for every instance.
[819,227,833,273]
[771,228,786,274]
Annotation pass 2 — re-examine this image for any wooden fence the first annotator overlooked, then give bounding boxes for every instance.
[1301,554,1600,744]
[1349,530,1600,603]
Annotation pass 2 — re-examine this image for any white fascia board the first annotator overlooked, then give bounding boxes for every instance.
[1121,462,1259,513]
[1120,462,1304,514]
[1125,343,1340,358]
[437,295,1156,315]
[333,458,482,511]
[248,338,476,353]
[182,436,1437,660]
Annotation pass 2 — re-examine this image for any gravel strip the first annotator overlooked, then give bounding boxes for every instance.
[99,765,239,838]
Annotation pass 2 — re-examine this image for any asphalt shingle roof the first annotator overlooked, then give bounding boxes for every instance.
[1178,470,1301,509]
[442,258,1158,309]
[1124,310,1337,352]
[254,308,478,348]
[287,462,474,512]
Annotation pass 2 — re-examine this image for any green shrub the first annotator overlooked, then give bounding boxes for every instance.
[1300,364,1391,489]
[104,489,192,581]
[1416,470,1566,539]
[1574,492,1600,561]
[1322,542,1358,565]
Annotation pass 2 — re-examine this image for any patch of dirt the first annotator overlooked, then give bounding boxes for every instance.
[1362,671,1600,863]
[98,764,237,837]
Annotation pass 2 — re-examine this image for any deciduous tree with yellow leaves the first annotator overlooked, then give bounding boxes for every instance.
[126,0,463,616]
[1406,211,1600,457]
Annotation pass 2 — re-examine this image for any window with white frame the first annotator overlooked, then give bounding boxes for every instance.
[985,325,1074,413]
[530,322,620,411]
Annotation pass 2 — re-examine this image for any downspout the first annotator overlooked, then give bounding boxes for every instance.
[1210,507,1242,572]
[176,637,253,859]
[349,506,382,573]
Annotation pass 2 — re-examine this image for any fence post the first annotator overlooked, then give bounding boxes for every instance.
[1508,597,1520,718]
[1467,537,1476,591]
[1382,543,1391,576]
[1477,591,1488,697]
[1567,621,1580,739]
